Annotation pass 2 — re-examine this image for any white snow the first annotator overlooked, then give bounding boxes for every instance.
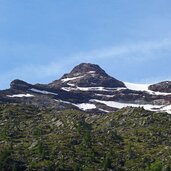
[56,99,71,105]
[77,87,109,91]
[62,81,171,95]
[98,108,110,113]
[124,82,150,91]
[7,94,34,98]
[61,87,71,92]
[90,99,171,114]
[87,71,96,74]
[56,98,171,114]
[95,93,115,98]
[61,86,119,92]
[30,88,58,95]
[67,83,75,87]
[161,105,171,114]
[61,76,84,82]
[124,82,171,96]
[75,103,96,110]
[55,99,96,111]
[62,82,171,96]
[151,91,171,96]
[90,99,163,111]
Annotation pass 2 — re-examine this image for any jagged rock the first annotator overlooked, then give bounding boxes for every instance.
[10,79,32,90]
[149,81,171,93]
[49,63,126,88]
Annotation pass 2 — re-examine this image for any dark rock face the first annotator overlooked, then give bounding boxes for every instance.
[50,63,126,88]
[149,81,171,93]
[10,79,32,90]
[69,63,108,76]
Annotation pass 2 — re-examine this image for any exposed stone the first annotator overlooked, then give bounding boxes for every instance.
[55,120,64,127]
[49,63,126,88]
[149,81,171,93]
[10,79,32,90]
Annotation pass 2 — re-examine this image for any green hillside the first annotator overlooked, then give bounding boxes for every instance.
[0,104,171,171]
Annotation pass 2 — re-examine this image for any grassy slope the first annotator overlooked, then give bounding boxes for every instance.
[0,104,171,171]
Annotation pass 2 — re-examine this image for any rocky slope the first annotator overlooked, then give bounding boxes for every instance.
[149,81,171,93]
[0,63,171,114]
[0,104,171,171]
[49,63,126,88]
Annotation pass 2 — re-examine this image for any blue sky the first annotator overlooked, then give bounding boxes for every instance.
[0,0,171,89]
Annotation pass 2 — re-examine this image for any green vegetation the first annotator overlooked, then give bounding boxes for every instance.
[0,104,171,170]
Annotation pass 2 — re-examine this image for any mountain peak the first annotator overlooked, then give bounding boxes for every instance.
[50,63,126,88]
[10,79,32,90]
[70,63,107,76]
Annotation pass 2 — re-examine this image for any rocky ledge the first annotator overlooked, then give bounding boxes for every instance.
[149,81,171,93]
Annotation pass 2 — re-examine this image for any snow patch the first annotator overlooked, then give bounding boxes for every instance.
[75,103,96,110]
[30,88,58,95]
[77,87,109,91]
[67,83,75,87]
[150,91,171,96]
[7,94,34,98]
[56,99,71,104]
[124,82,171,96]
[61,87,71,92]
[90,99,163,111]
[90,99,171,114]
[55,99,96,111]
[124,82,150,91]
[161,105,171,114]
[95,93,115,98]
[98,108,110,113]
[87,71,96,74]
[61,76,84,82]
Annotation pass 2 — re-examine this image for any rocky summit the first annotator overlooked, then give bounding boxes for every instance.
[0,63,171,114]
[49,63,126,88]
[149,81,171,93]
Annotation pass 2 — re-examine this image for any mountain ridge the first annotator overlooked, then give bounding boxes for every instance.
[1,63,171,114]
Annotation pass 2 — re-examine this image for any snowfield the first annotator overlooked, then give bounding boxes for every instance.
[124,82,171,96]
[90,99,171,114]
[124,82,150,91]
